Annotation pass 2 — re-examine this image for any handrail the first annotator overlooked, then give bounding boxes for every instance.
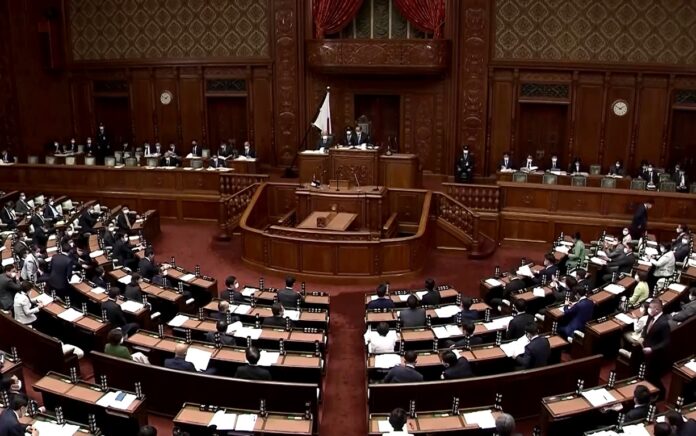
[441,182,500,211]
[218,173,269,196]
[432,191,496,258]
[217,182,264,240]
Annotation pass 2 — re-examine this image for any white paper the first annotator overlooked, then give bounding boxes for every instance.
[555,245,569,254]
[32,421,80,436]
[604,284,625,295]
[69,274,82,284]
[185,347,212,371]
[500,335,529,358]
[118,274,132,284]
[374,353,402,369]
[257,350,280,366]
[89,250,104,258]
[168,314,189,327]
[432,326,452,339]
[46,246,58,254]
[533,287,546,298]
[591,257,608,265]
[398,294,410,302]
[483,316,513,330]
[283,309,300,321]
[597,250,608,258]
[233,304,251,314]
[34,293,53,306]
[0,257,14,266]
[225,321,243,334]
[179,273,196,282]
[463,410,496,429]
[232,327,262,340]
[109,392,137,410]
[434,305,461,318]
[415,291,427,299]
[485,278,503,287]
[645,247,658,257]
[234,414,258,431]
[378,420,395,433]
[621,424,650,436]
[685,360,696,373]
[516,265,534,278]
[241,287,257,297]
[581,388,617,407]
[615,313,635,325]
[121,300,144,313]
[58,308,83,322]
[91,286,106,294]
[209,411,238,430]
[668,283,687,293]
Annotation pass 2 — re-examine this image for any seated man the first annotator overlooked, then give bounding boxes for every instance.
[384,350,423,383]
[664,410,696,436]
[608,160,624,176]
[515,323,550,369]
[92,266,108,289]
[454,146,474,183]
[568,157,583,174]
[14,193,31,216]
[0,201,17,230]
[125,273,144,302]
[189,140,202,157]
[495,413,521,436]
[315,131,333,150]
[234,346,271,381]
[547,155,561,171]
[624,384,652,421]
[43,197,62,222]
[77,207,98,235]
[507,300,535,340]
[164,343,196,372]
[385,408,412,436]
[459,297,480,321]
[0,395,36,436]
[103,223,117,248]
[367,283,394,310]
[601,244,636,284]
[444,320,482,348]
[138,248,160,281]
[399,295,426,328]
[420,278,441,306]
[366,322,397,354]
[499,152,514,171]
[215,300,240,324]
[117,206,137,231]
[277,275,301,308]
[205,320,236,346]
[262,303,290,328]
[669,287,696,328]
[558,286,594,340]
[101,288,139,337]
[113,232,138,270]
[354,125,369,146]
[159,151,179,167]
[533,253,558,285]
[220,275,244,303]
[440,350,473,380]
[521,154,537,172]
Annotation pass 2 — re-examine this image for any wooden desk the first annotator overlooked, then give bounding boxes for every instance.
[668,356,696,404]
[229,286,330,309]
[330,148,380,186]
[298,151,330,185]
[174,402,314,435]
[365,302,491,326]
[295,185,386,232]
[364,287,461,308]
[497,171,632,189]
[380,153,420,188]
[368,406,501,435]
[296,211,357,231]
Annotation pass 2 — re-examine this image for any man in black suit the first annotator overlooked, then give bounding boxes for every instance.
[92,266,108,289]
[342,127,356,147]
[315,131,333,150]
[384,350,423,383]
[14,194,31,216]
[0,202,17,230]
[665,410,696,436]
[78,207,98,235]
[367,283,394,310]
[117,206,135,232]
[190,140,202,157]
[95,123,110,164]
[601,245,636,284]
[240,141,256,158]
[102,223,117,248]
[515,323,551,369]
[623,385,651,421]
[234,346,272,380]
[440,350,473,379]
[217,143,232,158]
[0,148,14,164]
[113,232,138,270]
[0,395,36,436]
[507,300,535,340]
[354,125,369,146]
[459,297,480,322]
[548,155,561,171]
[445,320,483,349]
[278,276,301,309]
[641,298,671,399]
[262,303,290,329]
[159,151,179,167]
[420,278,441,306]
[138,248,159,281]
[0,265,20,311]
[608,160,624,176]
[102,288,139,337]
[568,157,583,174]
[205,320,236,346]
[630,199,653,238]
[43,197,61,222]
[46,244,74,298]
[533,253,558,285]
[220,275,244,303]
[455,146,474,183]
[164,344,197,372]
[641,163,658,186]
[399,295,426,328]
[125,273,144,302]
[499,152,514,171]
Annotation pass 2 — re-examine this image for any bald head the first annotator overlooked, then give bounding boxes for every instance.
[495,413,516,436]
[174,343,188,358]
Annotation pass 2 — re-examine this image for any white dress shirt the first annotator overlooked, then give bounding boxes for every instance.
[367,330,397,354]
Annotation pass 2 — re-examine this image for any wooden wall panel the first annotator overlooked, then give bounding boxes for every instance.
[155,77,179,146]
[131,72,154,144]
[252,69,273,164]
[179,77,204,147]
[573,81,603,164]
[635,81,669,168]
[489,76,514,173]
[602,78,635,169]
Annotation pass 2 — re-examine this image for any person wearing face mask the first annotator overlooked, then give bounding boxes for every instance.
[622,300,651,347]
[13,281,43,325]
[220,275,243,303]
[669,287,696,329]
[43,197,61,222]
[558,285,594,340]
[0,201,17,230]
[113,232,137,270]
[125,273,144,302]
[66,138,76,154]
[533,253,558,285]
[0,394,39,436]
[14,193,31,216]
[20,248,41,283]
[521,154,537,172]
[354,125,369,146]
[0,265,21,311]
[315,130,333,150]
[547,155,561,171]
[499,152,514,171]
[608,160,624,177]
[602,244,636,284]
[455,146,474,183]
[31,220,49,249]
[240,141,255,158]
[47,243,75,298]
[568,157,583,174]
[217,142,231,159]
[85,137,94,155]
[641,298,670,399]
[78,207,98,235]
[60,226,76,248]
[0,148,14,164]
[620,227,632,246]
[628,271,649,307]
[189,140,201,157]
[117,206,135,231]
[566,232,586,273]
[515,323,551,369]
[675,168,689,193]
[95,123,110,164]
[630,199,653,239]
[604,237,625,260]
[342,126,356,148]
[168,143,178,157]
[641,163,657,186]
[103,223,117,247]
[159,150,179,167]
[649,244,675,290]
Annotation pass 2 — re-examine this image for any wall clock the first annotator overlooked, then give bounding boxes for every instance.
[612,99,628,116]
[160,90,173,105]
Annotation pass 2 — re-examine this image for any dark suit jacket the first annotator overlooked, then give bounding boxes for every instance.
[499,158,514,170]
[367,297,394,310]
[568,162,583,173]
[102,299,128,328]
[0,208,16,229]
[450,335,483,348]
[14,200,31,215]
[190,145,202,157]
[103,231,117,247]
[354,132,369,145]
[278,288,301,308]
[241,148,256,158]
[677,419,696,436]
[262,316,288,329]
[642,314,670,353]
[315,137,333,150]
[0,409,28,436]
[116,212,133,230]
[608,165,624,176]
[159,156,179,167]
[220,288,244,303]
[138,258,158,280]
[443,357,473,379]
[460,309,480,322]
[400,308,426,328]
[516,336,551,369]
[234,364,271,381]
[606,253,636,274]
[560,298,594,337]
[641,170,657,184]
[164,356,197,372]
[624,404,649,421]
[30,213,46,229]
[43,204,60,220]
[420,290,441,307]
[534,264,558,285]
[0,275,20,310]
[78,211,97,232]
[384,365,423,383]
[342,133,357,146]
[47,253,73,294]
[204,331,236,346]
[125,284,143,302]
[631,204,649,234]
[113,239,135,266]
[507,313,535,340]
[92,275,107,289]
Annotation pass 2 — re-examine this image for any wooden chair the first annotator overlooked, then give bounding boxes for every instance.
[630,179,647,190]
[104,156,116,167]
[690,183,696,194]
[600,177,616,189]
[659,172,672,183]
[27,156,39,164]
[45,156,56,165]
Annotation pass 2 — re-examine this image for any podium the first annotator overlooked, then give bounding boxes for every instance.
[330,148,379,186]
[295,185,386,232]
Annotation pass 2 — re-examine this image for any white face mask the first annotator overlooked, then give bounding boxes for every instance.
[10,272,16,278]
[624,248,629,254]
[623,229,629,235]
[682,239,689,245]
[234,282,239,289]
[13,380,21,391]
[322,135,328,140]
[634,275,639,281]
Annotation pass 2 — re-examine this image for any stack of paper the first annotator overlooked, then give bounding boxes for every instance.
[684,360,696,373]
[283,309,301,321]
[233,304,251,314]
[432,325,463,339]
[34,293,53,306]
[179,273,196,282]
[69,274,82,284]
[46,246,58,254]
[597,250,607,258]
[0,258,14,266]
[96,391,137,410]
[32,421,81,436]
[374,354,402,369]
[637,260,652,266]
[118,275,132,284]
[208,410,237,430]
[397,294,411,302]
[621,424,651,436]
[121,300,145,313]
[604,284,625,295]
[485,278,503,287]
[185,347,212,371]
[225,321,244,334]
[242,287,258,297]
[168,314,189,327]
[555,245,570,254]
[668,283,687,293]
[581,388,617,407]
[483,316,513,330]
[232,327,262,340]
[532,287,546,298]
[89,250,104,258]
[500,335,529,358]
[590,257,608,265]
[434,305,461,318]
[258,351,280,366]
[615,313,635,325]
[235,414,258,431]
[645,247,658,257]
[463,410,496,429]
[91,286,106,294]
[58,308,83,322]
[415,291,427,299]
[377,421,396,432]
[516,265,534,278]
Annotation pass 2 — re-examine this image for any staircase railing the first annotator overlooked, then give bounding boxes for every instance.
[441,183,500,211]
[216,173,268,240]
[432,191,497,258]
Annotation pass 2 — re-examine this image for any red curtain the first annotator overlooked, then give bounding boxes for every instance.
[313,0,365,38]
[394,0,446,38]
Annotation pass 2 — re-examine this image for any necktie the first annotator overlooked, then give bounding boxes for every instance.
[527,161,531,169]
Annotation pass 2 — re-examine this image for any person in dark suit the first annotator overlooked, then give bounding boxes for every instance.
[43,197,61,222]
[102,288,139,337]
[642,299,671,399]
[46,244,74,298]
[445,320,483,348]
[669,288,696,328]
[558,286,594,339]
[533,253,558,285]
[220,275,244,303]
[641,164,658,186]
[92,266,108,289]
[138,248,159,281]
[400,295,426,328]
[608,160,624,176]
[507,300,535,340]
[665,410,696,436]
[78,207,98,235]
[548,155,561,171]
[215,300,240,324]
[159,151,179,167]
[189,140,202,157]
[0,265,21,311]
[0,202,17,230]
[137,425,158,436]
[278,276,301,309]
[601,245,636,284]
[217,143,232,158]
[342,127,357,147]
[568,157,583,174]
[113,232,138,270]
[262,303,290,329]
[623,385,651,421]
[205,320,236,346]
[384,350,423,383]
[455,146,474,183]
[117,207,135,231]
[420,278,441,306]
[125,273,144,302]
[234,346,271,381]
[354,125,369,145]
[164,344,197,372]
[240,141,256,158]
[495,413,522,436]
[441,350,473,379]
[367,283,394,310]
[387,408,409,434]
[0,395,36,436]
[13,194,31,216]
[459,297,480,322]
[0,148,14,163]
[102,223,117,248]
[499,153,514,171]
[515,323,551,369]
[630,199,653,238]
[95,123,110,164]
[315,131,333,150]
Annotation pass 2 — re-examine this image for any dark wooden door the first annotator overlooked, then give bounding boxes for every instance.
[517,103,569,164]
[94,96,131,146]
[669,110,696,174]
[206,97,247,151]
[354,94,400,147]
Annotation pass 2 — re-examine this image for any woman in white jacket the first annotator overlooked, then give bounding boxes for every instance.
[13,281,43,325]
[650,244,675,290]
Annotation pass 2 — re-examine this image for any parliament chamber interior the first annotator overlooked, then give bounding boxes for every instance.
[1,0,696,435]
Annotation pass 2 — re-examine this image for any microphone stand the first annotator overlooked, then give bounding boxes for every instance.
[354,171,361,192]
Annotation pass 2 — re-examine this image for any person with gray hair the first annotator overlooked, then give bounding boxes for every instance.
[494,413,521,436]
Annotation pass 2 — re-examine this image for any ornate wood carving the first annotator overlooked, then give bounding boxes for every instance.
[0,4,19,152]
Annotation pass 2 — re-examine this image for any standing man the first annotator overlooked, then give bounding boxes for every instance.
[95,123,110,165]
[641,299,670,399]
[455,146,474,183]
[630,199,654,238]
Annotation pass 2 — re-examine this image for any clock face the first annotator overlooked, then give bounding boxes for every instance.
[612,100,628,116]
[160,91,173,105]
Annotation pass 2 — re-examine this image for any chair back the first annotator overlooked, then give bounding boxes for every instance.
[690,182,696,194]
[45,156,56,165]
[146,157,159,167]
[77,144,85,153]
[124,157,138,167]
[630,179,647,191]
[512,172,528,183]
[27,156,39,164]
[202,149,210,158]
[191,159,204,169]
[658,172,672,183]
[84,156,96,166]
[589,164,601,175]
[542,173,557,185]
[65,156,76,165]
[600,177,616,189]
[104,156,116,167]
[571,175,587,187]
[659,181,676,192]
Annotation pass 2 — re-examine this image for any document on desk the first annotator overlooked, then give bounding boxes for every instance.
[96,390,137,410]
[637,260,652,266]
[89,250,104,258]
[168,314,189,327]
[590,257,607,265]
[121,300,145,313]
[33,421,80,436]
[232,327,262,340]
[555,245,570,254]
[532,287,546,298]
[483,316,513,331]
[374,353,402,369]
[500,335,529,358]
[1,258,14,266]
[69,274,82,284]
[434,305,461,318]
[234,414,258,431]
[668,283,687,293]
[485,278,503,287]
[432,326,451,339]
[685,360,696,373]
[645,247,658,257]
[378,420,395,432]
[118,274,132,284]
[283,309,300,321]
[91,286,106,295]
[241,287,258,297]
[463,410,496,429]
[614,313,635,325]
[581,388,617,407]
[208,410,237,430]
[415,291,427,299]
[604,284,625,295]
[179,273,196,282]
[34,293,54,306]
[185,347,212,371]
[225,321,243,334]
[398,294,411,302]
[516,265,534,278]
[258,350,280,366]
[58,308,83,322]
[233,304,251,314]
[621,424,650,436]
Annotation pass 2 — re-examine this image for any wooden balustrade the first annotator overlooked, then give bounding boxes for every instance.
[216,173,268,240]
[218,173,268,196]
[432,192,497,258]
[442,182,500,211]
